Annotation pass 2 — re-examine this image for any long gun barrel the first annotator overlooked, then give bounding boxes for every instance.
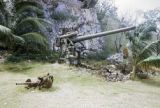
[73,26,136,43]
[59,32,77,39]
[16,82,37,85]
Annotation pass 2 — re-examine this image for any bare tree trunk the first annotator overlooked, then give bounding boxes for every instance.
[130,65,137,80]
[156,30,160,55]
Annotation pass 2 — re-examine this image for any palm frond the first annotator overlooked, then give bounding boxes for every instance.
[0,25,24,47]
[15,17,51,35]
[16,5,44,17]
[140,25,157,40]
[145,25,157,32]
[0,24,12,35]
[136,40,160,64]
[130,37,147,59]
[15,0,43,11]
[20,32,49,52]
[0,25,12,47]
[13,35,25,45]
[139,56,160,70]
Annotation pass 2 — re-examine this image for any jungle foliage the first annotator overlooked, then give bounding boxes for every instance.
[0,0,58,62]
[95,0,160,79]
[126,22,160,79]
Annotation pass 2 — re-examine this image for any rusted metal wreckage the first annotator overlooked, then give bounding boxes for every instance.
[56,26,136,65]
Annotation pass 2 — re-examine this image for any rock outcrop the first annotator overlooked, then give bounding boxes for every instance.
[81,62,132,82]
[107,53,124,64]
[99,65,131,82]
[43,0,102,50]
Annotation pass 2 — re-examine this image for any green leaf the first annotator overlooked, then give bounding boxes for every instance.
[0,24,12,35]
[15,17,51,35]
[13,35,25,45]
[136,40,160,64]
[0,25,24,47]
[0,25,13,46]
[139,56,160,70]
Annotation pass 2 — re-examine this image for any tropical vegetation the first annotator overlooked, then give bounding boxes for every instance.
[0,0,58,62]
[126,21,160,79]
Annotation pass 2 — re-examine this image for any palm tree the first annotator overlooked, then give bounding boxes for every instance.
[0,0,50,54]
[127,22,160,79]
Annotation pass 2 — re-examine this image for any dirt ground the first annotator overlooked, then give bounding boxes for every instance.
[0,63,160,108]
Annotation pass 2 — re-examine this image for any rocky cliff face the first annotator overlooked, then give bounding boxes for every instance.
[43,0,102,50]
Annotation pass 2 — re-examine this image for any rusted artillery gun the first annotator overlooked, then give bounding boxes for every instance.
[16,73,54,89]
[56,26,136,65]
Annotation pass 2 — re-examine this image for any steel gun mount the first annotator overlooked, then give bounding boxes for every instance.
[55,26,136,65]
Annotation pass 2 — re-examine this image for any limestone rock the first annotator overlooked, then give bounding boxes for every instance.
[107,53,124,64]
[42,0,102,50]
[99,64,130,82]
